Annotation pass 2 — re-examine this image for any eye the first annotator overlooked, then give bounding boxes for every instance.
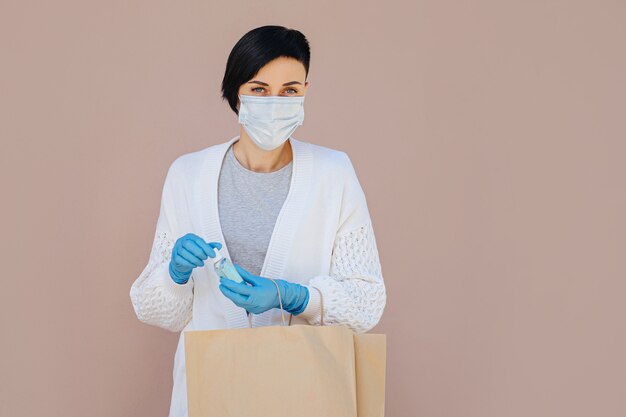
[250,87,298,94]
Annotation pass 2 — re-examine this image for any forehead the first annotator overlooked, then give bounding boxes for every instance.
[250,57,306,83]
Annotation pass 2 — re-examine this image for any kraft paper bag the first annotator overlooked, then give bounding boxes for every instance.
[354,333,387,417]
[184,286,386,417]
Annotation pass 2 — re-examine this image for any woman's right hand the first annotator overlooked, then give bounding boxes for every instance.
[169,233,222,284]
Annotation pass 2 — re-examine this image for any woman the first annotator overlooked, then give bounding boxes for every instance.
[129,25,386,417]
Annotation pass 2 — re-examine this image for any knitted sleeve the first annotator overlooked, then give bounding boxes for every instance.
[129,160,194,333]
[298,153,387,334]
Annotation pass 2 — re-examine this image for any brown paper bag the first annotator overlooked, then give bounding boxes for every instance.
[185,285,386,417]
[354,332,387,417]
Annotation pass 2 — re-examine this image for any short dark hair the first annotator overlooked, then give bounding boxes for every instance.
[221,25,311,116]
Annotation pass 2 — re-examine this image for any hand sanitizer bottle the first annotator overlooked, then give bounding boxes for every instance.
[212,246,244,283]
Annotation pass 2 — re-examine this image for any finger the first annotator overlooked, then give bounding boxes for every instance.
[219,277,254,296]
[219,284,249,306]
[207,243,222,259]
[177,246,204,267]
[182,239,209,261]
[187,233,215,259]
[172,246,197,270]
[208,241,223,250]
[172,256,195,271]
[194,240,222,259]
[234,263,261,286]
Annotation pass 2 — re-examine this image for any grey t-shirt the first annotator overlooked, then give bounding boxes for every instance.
[217,142,292,277]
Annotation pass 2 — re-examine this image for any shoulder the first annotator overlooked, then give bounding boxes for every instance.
[296,138,354,176]
[304,141,371,234]
[169,147,209,174]
[165,139,229,180]
[305,141,361,190]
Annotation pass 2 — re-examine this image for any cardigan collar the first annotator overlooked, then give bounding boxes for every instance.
[195,134,314,329]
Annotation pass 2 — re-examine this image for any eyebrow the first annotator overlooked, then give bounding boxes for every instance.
[247,80,302,86]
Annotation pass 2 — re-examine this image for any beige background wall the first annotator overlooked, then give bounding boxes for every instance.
[1,1,625,416]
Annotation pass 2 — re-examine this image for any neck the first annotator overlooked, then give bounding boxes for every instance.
[234,129,293,173]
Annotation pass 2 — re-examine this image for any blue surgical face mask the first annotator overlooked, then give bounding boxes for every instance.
[237,94,305,151]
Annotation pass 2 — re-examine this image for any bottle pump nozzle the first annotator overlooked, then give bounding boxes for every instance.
[212,246,224,263]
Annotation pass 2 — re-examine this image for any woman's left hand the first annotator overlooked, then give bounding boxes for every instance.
[218,263,310,315]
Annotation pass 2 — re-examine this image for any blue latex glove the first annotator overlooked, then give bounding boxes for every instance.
[218,263,310,315]
[169,233,222,284]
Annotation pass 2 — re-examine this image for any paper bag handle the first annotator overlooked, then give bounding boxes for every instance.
[246,280,325,328]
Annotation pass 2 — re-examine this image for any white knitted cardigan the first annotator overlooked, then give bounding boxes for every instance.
[130,135,386,335]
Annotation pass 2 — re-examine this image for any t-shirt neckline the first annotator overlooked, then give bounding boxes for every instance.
[227,143,293,176]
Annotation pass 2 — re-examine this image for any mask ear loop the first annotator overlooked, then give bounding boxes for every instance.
[313,287,324,326]
[244,278,286,327]
[269,278,287,326]
[246,281,324,328]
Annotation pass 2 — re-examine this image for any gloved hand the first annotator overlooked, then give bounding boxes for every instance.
[169,233,222,285]
[218,263,310,315]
